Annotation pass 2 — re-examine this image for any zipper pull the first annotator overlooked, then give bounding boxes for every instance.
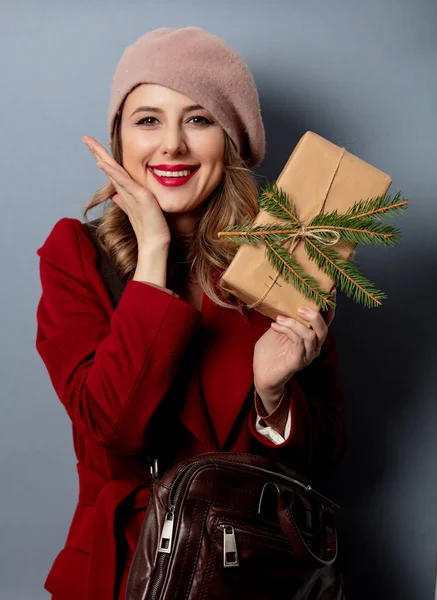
[158,506,175,554]
[149,457,159,480]
[221,525,239,568]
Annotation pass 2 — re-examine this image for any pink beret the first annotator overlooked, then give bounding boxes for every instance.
[107,26,266,168]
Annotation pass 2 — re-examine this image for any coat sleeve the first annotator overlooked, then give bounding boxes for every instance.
[35,217,201,456]
[255,410,292,445]
[248,328,348,475]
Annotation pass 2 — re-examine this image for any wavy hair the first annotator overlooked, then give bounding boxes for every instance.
[82,96,262,314]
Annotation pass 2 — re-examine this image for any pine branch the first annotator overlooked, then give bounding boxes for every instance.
[343,191,409,221]
[258,181,300,224]
[308,211,402,246]
[304,238,387,307]
[264,236,336,310]
[217,223,301,246]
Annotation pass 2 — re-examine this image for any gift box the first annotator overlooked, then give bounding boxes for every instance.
[219,131,393,326]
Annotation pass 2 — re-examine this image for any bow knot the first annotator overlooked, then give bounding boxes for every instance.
[286,225,341,249]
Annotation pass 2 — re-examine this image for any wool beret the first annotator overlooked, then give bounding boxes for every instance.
[107,26,266,168]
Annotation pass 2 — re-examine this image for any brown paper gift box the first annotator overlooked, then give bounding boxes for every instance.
[219,131,392,326]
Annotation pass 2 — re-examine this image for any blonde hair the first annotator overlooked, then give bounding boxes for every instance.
[82,97,262,314]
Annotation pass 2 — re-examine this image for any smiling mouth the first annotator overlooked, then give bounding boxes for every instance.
[148,166,200,177]
[147,166,200,187]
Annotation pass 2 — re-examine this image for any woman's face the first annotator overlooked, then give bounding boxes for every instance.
[120,83,225,215]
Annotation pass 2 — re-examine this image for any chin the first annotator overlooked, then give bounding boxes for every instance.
[156,199,195,213]
[157,194,206,213]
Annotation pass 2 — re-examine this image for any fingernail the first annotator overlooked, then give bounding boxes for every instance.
[298,307,310,316]
[276,315,287,323]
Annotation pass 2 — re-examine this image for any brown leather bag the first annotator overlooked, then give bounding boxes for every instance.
[125,452,344,600]
[84,220,345,600]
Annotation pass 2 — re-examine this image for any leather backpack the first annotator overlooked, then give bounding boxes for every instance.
[84,220,345,600]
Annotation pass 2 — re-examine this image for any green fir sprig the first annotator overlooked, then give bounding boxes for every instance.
[218,181,408,310]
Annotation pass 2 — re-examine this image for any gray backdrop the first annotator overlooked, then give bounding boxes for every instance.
[1,1,436,599]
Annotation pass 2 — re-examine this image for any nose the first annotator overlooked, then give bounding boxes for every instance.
[159,125,187,157]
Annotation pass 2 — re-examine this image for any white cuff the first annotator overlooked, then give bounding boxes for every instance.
[255,409,292,445]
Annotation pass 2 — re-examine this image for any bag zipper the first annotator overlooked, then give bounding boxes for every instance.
[218,522,290,568]
[149,462,201,599]
[219,525,239,567]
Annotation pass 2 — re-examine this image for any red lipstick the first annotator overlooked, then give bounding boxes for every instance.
[148,165,200,187]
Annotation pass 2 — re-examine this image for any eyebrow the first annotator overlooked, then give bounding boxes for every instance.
[130,104,205,117]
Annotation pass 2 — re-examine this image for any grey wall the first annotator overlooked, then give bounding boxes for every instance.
[1,1,436,599]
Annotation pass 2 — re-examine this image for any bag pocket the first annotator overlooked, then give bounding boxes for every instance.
[217,520,292,566]
[193,509,320,600]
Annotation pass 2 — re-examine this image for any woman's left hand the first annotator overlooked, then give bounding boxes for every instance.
[253,292,336,399]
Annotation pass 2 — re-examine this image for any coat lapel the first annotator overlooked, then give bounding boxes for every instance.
[198,281,271,450]
[179,267,272,451]
[178,357,218,450]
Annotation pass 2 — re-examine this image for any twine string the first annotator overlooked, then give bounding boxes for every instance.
[286,226,341,247]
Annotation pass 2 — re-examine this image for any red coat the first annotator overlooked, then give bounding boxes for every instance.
[36,217,347,600]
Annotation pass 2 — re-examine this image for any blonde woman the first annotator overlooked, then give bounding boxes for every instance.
[36,27,347,600]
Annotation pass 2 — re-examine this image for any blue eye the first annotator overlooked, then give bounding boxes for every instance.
[136,115,213,126]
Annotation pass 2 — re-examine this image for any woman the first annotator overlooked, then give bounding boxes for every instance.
[36,27,347,600]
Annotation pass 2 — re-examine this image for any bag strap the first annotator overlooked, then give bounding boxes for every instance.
[277,488,338,567]
[83,219,127,309]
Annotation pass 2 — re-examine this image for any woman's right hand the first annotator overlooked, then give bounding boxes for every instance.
[82,136,171,249]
